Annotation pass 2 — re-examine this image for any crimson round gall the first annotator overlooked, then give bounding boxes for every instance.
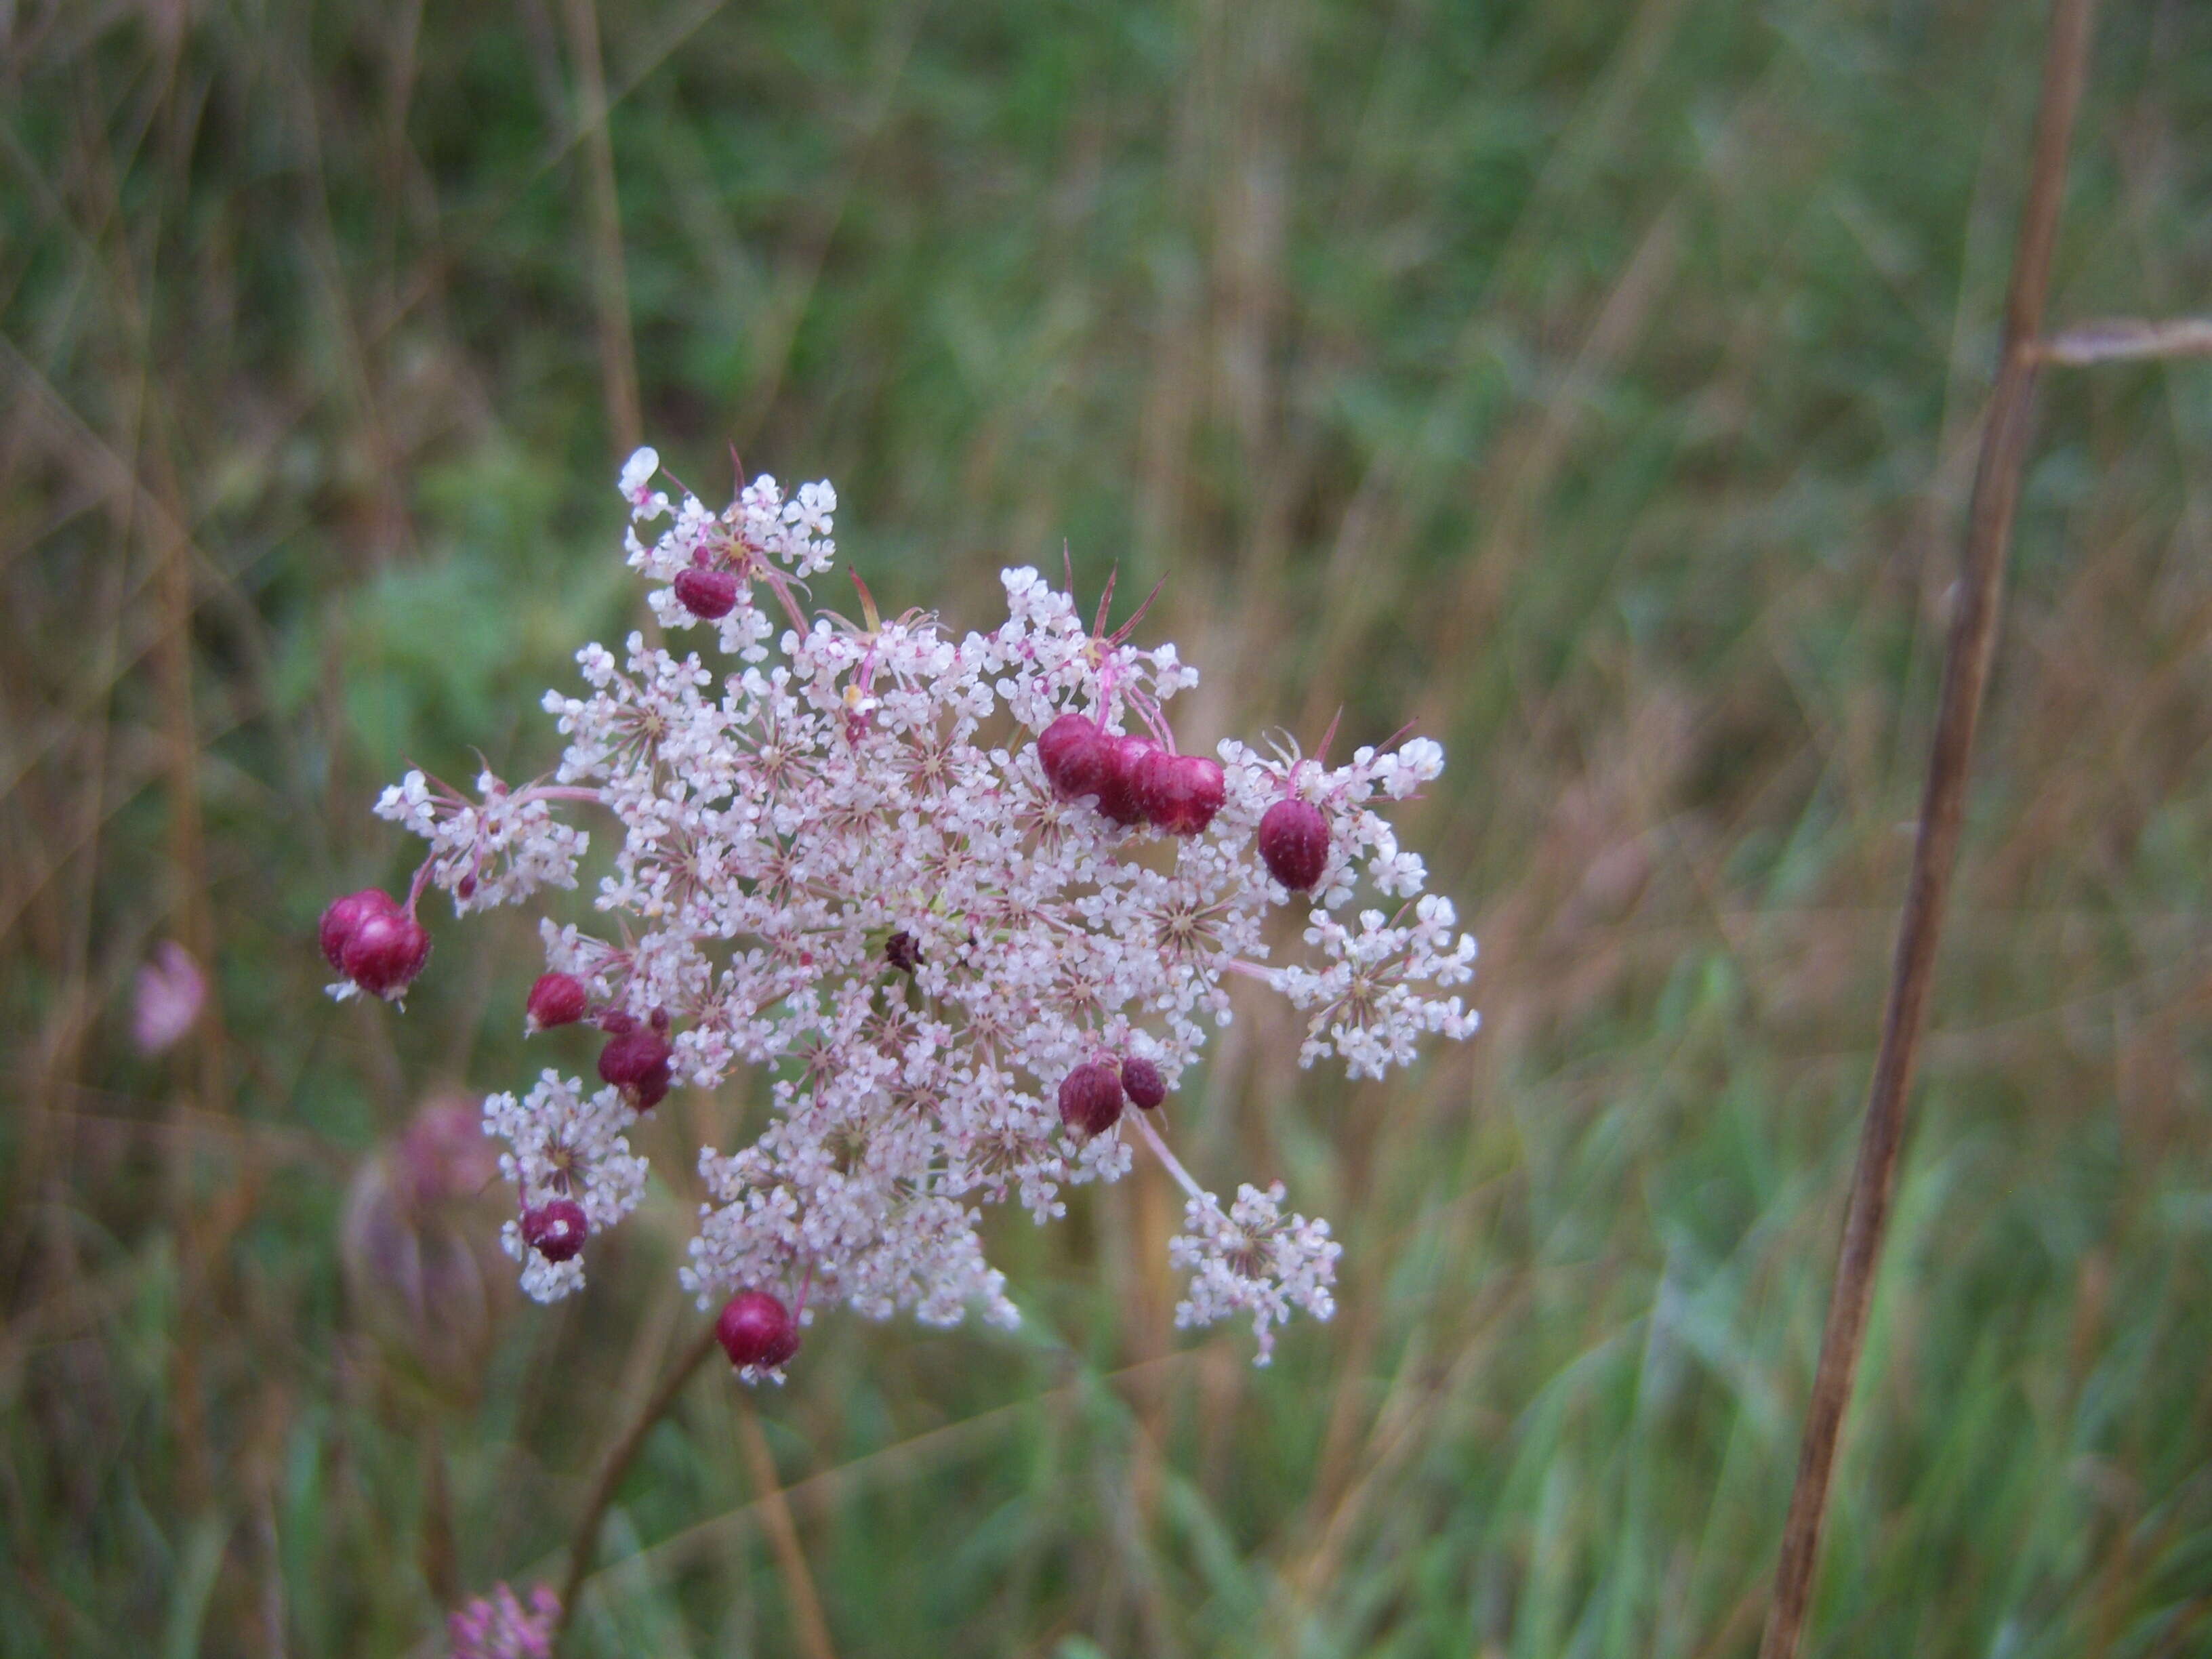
[1094,735,1163,826]
[1258,798,1330,892]
[525,972,589,1033]
[672,567,740,620]
[1037,712,1110,804]
[520,1198,590,1263]
[1058,1061,1125,1136]
[1121,1057,1166,1111]
[598,1021,674,1111]
[320,888,399,972]
[340,909,433,999]
[716,1290,801,1369]
[1135,751,1225,836]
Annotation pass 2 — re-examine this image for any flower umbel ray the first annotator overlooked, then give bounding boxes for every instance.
[327,444,1479,1378]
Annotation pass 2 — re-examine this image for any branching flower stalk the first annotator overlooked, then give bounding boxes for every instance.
[325,445,1480,1387]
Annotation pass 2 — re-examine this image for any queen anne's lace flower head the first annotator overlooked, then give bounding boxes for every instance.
[330,446,1479,1373]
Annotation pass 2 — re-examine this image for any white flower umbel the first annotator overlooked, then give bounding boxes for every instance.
[359,447,1479,1370]
[485,1071,648,1301]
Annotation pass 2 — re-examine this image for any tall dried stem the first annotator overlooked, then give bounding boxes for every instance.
[554,1319,720,1649]
[559,0,643,457]
[735,1402,840,1659]
[1755,3,2097,1656]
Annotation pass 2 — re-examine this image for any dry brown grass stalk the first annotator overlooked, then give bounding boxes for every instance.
[735,1401,841,1659]
[559,0,644,458]
[1755,2,2099,1655]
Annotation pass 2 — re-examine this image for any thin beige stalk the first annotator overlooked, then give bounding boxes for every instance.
[559,0,644,457]
[2035,315,2212,365]
[735,1402,840,1659]
[1755,3,2097,1656]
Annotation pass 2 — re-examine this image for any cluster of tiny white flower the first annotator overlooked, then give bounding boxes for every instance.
[331,445,1478,1376]
[374,770,590,918]
[483,1072,650,1302]
[1167,1181,1340,1364]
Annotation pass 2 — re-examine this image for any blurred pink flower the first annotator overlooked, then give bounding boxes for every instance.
[397,1098,501,1208]
[447,1581,558,1658]
[343,1093,512,1402]
[131,941,206,1054]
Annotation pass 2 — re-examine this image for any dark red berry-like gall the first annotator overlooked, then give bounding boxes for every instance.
[521,1198,590,1263]
[1120,1057,1167,1111]
[321,888,399,972]
[885,930,922,974]
[341,908,433,1000]
[598,1021,674,1111]
[1038,713,1111,804]
[673,567,740,620]
[716,1290,801,1370]
[1136,751,1226,837]
[525,972,589,1033]
[1094,735,1163,826]
[1058,1061,1125,1137]
[1258,798,1330,892]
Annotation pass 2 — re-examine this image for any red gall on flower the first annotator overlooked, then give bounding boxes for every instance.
[320,888,398,972]
[341,907,433,1000]
[1058,1061,1125,1137]
[520,1198,590,1263]
[716,1289,800,1370]
[1121,1057,1167,1111]
[672,567,740,620]
[1136,750,1225,837]
[598,1015,674,1110]
[1094,734,1163,826]
[1037,712,1111,804]
[524,972,589,1033]
[1258,798,1330,893]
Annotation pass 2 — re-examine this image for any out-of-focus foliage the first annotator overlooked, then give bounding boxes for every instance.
[4,1,2211,1654]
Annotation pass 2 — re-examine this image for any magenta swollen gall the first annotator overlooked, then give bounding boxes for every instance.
[1258,798,1330,892]
[716,1290,801,1369]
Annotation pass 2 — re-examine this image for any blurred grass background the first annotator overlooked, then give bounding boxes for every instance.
[5,0,2212,1654]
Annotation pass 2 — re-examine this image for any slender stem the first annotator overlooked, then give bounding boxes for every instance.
[516,784,609,806]
[554,1319,722,1648]
[1127,1109,1206,1205]
[406,854,436,912]
[1755,4,2095,1656]
[557,0,642,457]
[760,565,813,637]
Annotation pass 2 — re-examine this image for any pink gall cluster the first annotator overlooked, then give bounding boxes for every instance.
[328,446,1478,1374]
[321,887,432,1002]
